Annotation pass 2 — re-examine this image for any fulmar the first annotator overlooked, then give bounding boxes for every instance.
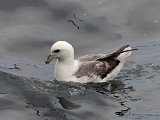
[45,41,135,83]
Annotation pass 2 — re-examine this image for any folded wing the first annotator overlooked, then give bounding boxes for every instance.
[75,45,131,80]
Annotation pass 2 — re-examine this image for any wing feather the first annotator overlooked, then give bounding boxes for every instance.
[75,45,130,80]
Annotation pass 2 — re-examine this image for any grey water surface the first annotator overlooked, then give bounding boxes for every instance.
[0,0,160,120]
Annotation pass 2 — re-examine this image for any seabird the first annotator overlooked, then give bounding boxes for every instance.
[45,41,135,83]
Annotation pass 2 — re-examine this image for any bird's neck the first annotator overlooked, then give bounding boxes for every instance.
[59,56,74,64]
[54,59,79,81]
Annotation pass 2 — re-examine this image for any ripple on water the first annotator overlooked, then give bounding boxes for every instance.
[1,60,160,120]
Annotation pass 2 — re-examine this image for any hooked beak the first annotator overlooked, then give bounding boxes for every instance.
[45,54,55,64]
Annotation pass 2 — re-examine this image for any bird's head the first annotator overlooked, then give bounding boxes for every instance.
[45,41,74,64]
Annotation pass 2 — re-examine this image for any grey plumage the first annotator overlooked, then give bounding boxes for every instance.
[74,45,130,80]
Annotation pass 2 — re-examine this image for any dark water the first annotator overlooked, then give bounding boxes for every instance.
[0,0,160,120]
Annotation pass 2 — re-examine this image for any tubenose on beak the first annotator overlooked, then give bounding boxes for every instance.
[45,54,53,64]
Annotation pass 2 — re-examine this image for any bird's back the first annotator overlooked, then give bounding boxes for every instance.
[74,45,132,83]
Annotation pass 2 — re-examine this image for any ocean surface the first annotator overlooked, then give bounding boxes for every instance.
[0,0,160,120]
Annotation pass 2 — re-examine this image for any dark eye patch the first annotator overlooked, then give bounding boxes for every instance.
[54,49,60,53]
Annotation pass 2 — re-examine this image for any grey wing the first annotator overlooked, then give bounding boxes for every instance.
[74,60,119,80]
[76,55,110,79]
[75,45,130,80]
[77,54,105,62]
[77,45,130,62]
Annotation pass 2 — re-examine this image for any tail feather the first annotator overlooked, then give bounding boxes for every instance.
[116,46,132,61]
[98,45,135,61]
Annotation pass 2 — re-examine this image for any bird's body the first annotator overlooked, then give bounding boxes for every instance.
[45,41,133,83]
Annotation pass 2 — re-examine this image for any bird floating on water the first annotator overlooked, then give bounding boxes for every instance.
[45,41,136,83]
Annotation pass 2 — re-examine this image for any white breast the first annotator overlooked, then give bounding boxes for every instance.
[54,60,79,81]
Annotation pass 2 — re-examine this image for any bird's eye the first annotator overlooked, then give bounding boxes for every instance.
[53,49,60,53]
